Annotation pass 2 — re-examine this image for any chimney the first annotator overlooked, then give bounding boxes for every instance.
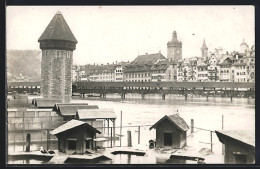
[146,53,148,55]
[116,61,118,64]
[107,63,109,65]
[94,63,95,65]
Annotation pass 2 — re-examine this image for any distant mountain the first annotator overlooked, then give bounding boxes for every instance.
[6,50,41,81]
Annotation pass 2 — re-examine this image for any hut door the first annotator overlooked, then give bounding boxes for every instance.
[164,133,172,146]
[234,154,247,164]
[86,140,90,149]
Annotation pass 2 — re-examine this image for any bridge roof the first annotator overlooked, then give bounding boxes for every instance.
[77,109,116,120]
[74,81,255,89]
[7,81,41,86]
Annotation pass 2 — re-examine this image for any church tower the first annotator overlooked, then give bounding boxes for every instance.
[38,11,78,102]
[240,38,249,54]
[201,39,208,58]
[167,31,182,61]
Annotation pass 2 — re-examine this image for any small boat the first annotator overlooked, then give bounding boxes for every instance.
[40,146,48,154]
[47,149,55,154]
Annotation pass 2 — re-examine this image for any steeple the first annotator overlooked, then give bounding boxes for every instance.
[201,39,208,58]
[172,31,177,39]
[201,39,208,50]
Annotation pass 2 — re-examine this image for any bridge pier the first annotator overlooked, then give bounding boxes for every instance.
[121,93,126,99]
[141,93,145,99]
[162,94,165,100]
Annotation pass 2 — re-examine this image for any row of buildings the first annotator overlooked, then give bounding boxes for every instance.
[73,33,255,83]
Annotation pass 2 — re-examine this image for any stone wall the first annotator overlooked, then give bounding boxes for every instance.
[41,50,73,102]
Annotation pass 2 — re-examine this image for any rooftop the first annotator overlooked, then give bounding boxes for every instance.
[132,53,166,64]
[215,130,255,148]
[50,119,101,135]
[53,104,99,116]
[38,11,77,43]
[150,114,189,132]
[77,109,117,120]
[34,99,62,108]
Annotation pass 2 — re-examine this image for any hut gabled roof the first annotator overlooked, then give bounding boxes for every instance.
[53,103,89,112]
[35,99,62,108]
[50,119,101,135]
[77,109,117,120]
[54,104,99,116]
[215,130,255,148]
[150,114,189,132]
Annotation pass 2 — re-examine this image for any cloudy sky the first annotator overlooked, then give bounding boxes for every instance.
[6,6,254,65]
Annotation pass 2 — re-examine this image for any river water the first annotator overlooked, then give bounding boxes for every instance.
[8,93,255,164]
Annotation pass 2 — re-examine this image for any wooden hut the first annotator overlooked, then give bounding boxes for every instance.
[50,119,101,154]
[150,114,189,149]
[215,130,255,164]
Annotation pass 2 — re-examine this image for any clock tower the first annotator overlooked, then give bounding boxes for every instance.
[167,31,182,61]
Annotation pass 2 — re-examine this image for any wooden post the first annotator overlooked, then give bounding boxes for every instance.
[222,115,224,130]
[191,119,194,133]
[210,131,213,152]
[113,119,116,145]
[13,134,15,152]
[127,130,132,147]
[138,126,140,144]
[41,122,42,145]
[47,130,50,150]
[107,119,110,135]
[22,111,25,151]
[26,133,31,152]
[222,115,224,155]
[120,111,122,147]
[103,120,105,134]
[110,127,113,148]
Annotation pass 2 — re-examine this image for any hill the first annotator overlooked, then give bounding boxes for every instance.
[6,50,41,81]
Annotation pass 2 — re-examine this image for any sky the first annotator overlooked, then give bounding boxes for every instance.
[6,6,255,65]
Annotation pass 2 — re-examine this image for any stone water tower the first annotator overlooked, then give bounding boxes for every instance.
[38,11,77,102]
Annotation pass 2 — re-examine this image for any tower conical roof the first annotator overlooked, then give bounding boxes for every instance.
[38,11,78,43]
[201,39,208,50]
